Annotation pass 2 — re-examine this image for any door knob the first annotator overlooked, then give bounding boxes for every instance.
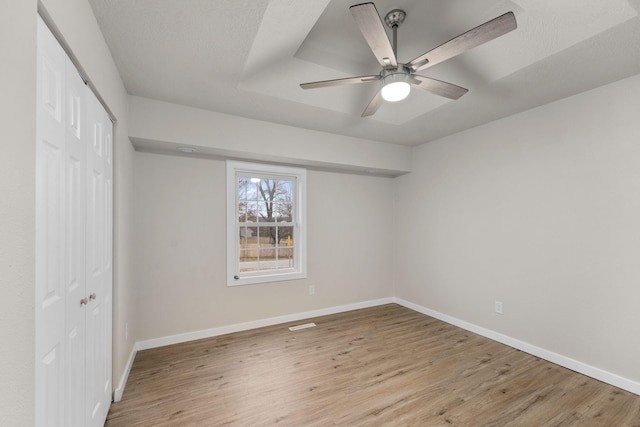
[89,293,97,300]
[80,297,88,306]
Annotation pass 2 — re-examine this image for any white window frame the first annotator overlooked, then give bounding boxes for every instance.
[226,161,307,286]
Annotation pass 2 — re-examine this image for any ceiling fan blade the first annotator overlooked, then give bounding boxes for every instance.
[350,3,397,68]
[300,75,379,90]
[411,75,468,100]
[407,12,517,72]
[362,91,384,117]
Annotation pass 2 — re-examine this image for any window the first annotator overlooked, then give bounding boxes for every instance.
[226,161,307,286]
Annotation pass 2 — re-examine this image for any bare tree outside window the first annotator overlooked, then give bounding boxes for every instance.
[227,161,306,286]
[237,176,295,272]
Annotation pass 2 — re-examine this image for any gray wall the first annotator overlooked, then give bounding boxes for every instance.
[395,73,640,385]
[0,2,37,424]
[132,152,395,340]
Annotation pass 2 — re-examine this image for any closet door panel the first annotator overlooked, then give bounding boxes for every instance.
[85,93,112,427]
[36,16,67,427]
[101,110,114,410]
[64,57,88,427]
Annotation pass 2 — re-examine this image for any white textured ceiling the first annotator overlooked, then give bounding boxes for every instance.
[89,0,640,146]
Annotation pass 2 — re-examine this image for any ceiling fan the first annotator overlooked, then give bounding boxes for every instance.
[300,2,517,117]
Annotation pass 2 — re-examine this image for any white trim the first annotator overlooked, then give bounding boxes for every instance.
[226,161,307,286]
[394,298,640,396]
[116,298,392,399]
[113,344,138,402]
[136,298,394,351]
[116,296,639,402]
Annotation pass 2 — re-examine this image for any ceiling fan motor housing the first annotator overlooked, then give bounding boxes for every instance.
[384,9,406,28]
[380,64,410,79]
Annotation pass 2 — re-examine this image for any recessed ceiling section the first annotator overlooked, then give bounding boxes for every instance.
[239,57,451,125]
[294,0,520,75]
[90,0,640,145]
[239,0,638,123]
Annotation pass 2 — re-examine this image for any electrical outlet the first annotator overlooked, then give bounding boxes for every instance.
[125,322,129,340]
[494,301,504,315]
[308,284,316,295]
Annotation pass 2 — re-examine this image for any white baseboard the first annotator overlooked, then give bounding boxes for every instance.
[115,298,393,400]
[136,297,395,351]
[113,296,639,401]
[393,298,640,396]
[113,343,138,402]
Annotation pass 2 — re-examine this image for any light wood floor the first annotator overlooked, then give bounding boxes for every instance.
[106,304,640,426]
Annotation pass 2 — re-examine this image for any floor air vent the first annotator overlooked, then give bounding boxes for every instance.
[288,322,317,331]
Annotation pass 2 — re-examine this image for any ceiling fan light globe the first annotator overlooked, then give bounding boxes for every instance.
[381,73,410,102]
[381,81,410,102]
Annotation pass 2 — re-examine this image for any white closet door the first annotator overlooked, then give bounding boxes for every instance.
[85,91,113,427]
[36,16,113,427]
[102,106,114,423]
[36,16,67,427]
[64,56,88,427]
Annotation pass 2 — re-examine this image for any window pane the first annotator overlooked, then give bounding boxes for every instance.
[229,161,306,285]
[257,226,276,250]
[246,180,259,201]
[245,201,257,222]
[239,248,250,262]
[238,177,249,202]
[238,202,248,222]
[274,202,292,222]
[259,246,275,260]
[275,179,294,203]
[239,257,257,272]
[239,225,255,273]
[277,226,293,246]
[278,226,294,265]
[257,201,270,222]
[257,249,293,270]
[239,226,250,243]
[238,225,295,273]
[239,225,257,272]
